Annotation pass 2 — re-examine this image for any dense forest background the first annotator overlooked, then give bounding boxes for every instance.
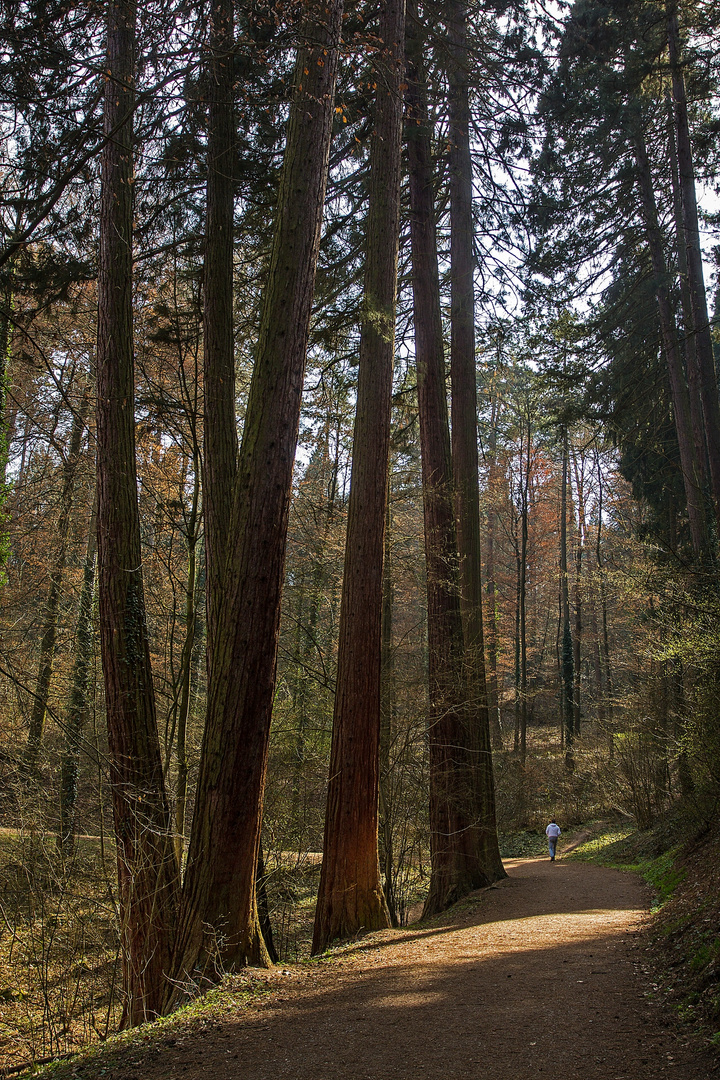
[0,0,719,1067]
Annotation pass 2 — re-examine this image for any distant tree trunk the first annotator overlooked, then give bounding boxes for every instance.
[518,425,529,766]
[667,4,720,538]
[167,457,201,867]
[594,450,613,736]
[671,661,694,797]
[652,662,670,813]
[24,382,91,775]
[379,497,398,927]
[171,0,344,988]
[203,0,237,673]
[588,587,603,716]
[560,429,575,770]
[556,603,564,751]
[290,426,337,845]
[445,0,504,885]
[289,574,311,841]
[59,494,98,853]
[312,0,403,952]
[289,563,330,845]
[571,448,584,738]
[0,280,13,500]
[256,841,279,963]
[666,90,709,501]
[96,0,179,1025]
[15,413,31,491]
[631,113,707,559]
[484,388,503,749]
[513,513,521,756]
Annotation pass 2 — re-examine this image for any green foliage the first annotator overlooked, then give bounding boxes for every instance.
[498,831,549,858]
[689,939,719,973]
[643,852,687,908]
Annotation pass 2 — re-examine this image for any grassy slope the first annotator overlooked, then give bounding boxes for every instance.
[566,813,720,1052]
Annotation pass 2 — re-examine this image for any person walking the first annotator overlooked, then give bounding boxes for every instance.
[546,818,561,861]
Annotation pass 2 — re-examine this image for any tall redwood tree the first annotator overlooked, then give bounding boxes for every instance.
[407,0,503,917]
[445,0,505,884]
[95,0,179,1025]
[312,0,405,953]
[170,0,345,988]
[631,112,707,559]
[666,1,720,542]
[202,0,238,671]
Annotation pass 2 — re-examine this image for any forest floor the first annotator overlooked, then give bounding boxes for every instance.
[34,850,719,1080]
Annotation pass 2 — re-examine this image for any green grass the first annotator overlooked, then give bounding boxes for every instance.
[563,825,636,859]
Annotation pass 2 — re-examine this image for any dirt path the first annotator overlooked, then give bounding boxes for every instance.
[105,857,716,1080]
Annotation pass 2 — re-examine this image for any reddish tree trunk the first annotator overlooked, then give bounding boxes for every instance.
[379,499,398,926]
[666,90,708,500]
[667,4,720,538]
[560,431,575,769]
[445,0,504,883]
[571,449,583,738]
[484,388,503,749]
[312,0,404,953]
[96,0,179,1025]
[594,449,613,730]
[406,0,503,917]
[170,0,344,987]
[203,0,238,670]
[631,119,707,558]
[518,424,529,764]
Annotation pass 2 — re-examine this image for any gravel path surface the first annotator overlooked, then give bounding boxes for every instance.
[105,856,717,1080]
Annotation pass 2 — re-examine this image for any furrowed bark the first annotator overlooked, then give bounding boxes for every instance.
[379,499,398,926]
[312,0,404,953]
[631,117,707,559]
[667,4,720,539]
[445,0,504,882]
[407,0,501,917]
[203,0,237,672]
[96,0,179,1025]
[666,90,708,501]
[171,0,344,987]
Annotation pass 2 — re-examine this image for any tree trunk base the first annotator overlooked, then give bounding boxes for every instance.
[421,848,506,920]
[312,884,390,955]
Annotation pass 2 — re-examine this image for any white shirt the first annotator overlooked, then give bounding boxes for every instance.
[546,823,561,838]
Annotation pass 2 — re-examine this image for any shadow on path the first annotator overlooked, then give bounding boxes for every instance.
[102,858,715,1080]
